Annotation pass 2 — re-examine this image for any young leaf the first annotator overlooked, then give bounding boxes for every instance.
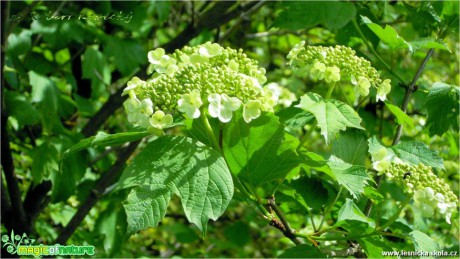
[361,16,411,51]
[91,131,150,147]
[116,135,233,236]
[410,39,450,52]
[326,156,372,199]
[409,231,440,252]
[297,93,364,144]
[61,131,150,161]
[385,102,415,129]
[424,82,460,136]
[336,199,375,233]
[391,141,444,170]
[222,112,300,187]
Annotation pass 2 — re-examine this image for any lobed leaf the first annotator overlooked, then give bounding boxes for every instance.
[117,135,234,236]
[391,141,444,170]
[424,82,460,136]
[298,93,364,144]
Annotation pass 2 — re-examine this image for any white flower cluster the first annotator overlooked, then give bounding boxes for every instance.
[383,163,458,224]
[287,41,391,101]
[122,42,285,130]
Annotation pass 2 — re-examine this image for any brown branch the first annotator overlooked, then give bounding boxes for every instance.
[267,196,303,245]
[54,140,140,245]
[1,112,29,233]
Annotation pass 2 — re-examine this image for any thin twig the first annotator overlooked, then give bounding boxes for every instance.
[267,196,303,245]
[219,0,266,42]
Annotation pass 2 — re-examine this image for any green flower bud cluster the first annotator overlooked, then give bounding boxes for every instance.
[384,162,458,223]
[122,42,280,129]
[287,41,391,101]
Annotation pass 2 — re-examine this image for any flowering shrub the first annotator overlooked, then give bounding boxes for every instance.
[122,42,285,130]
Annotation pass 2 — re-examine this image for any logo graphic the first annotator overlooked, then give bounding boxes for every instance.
[2,230,35,255]
[2,230,95,257]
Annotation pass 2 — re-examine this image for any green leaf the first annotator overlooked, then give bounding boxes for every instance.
[424,82,459,136]
[31,142,59,185]
[358,236,396,258]
[391,141,444,170]
[298,150,332,175]
[117,135,233,236]
[273,1,356,30]
[326,156,372,199]
[6,29,32,56]
[28,71,61,132]
[95,205,127,257]
[104,37,146,76]
[409,230,440,252]
[331,130,368,166]
[336,199,375,232]
[363,186,384,205]
[410,39,450,52]
[4,91,40,128]
[92,131,150,147]
[82,47,111,98]
[275,106,314,129]
[222,112,300,187]
[61,131,150,161]
[298,93,364,144]
[184,116,220,147]
[385,102,415,129]
[287,176,329,211]
[361,16,411,51]
[278,244,327,258]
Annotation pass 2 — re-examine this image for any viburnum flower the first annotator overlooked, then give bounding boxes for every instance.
[377,79,392,102]
[178,90,203,119]
[355,77,371,97]
[265,83,297,107]
[199,42,222,58]
[287,41,391,101]
[123,97,154,128]
[309,61,326,81]
[208,94,241,123]
[243,100,262,123]
[149,111,173,129]
[123,42,285,131]
[324,66,341,83]
[384,162,458,224]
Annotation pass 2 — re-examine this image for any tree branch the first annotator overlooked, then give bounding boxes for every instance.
[1,111,29,233]
[54,141,140,245]
[267,196,303,245]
